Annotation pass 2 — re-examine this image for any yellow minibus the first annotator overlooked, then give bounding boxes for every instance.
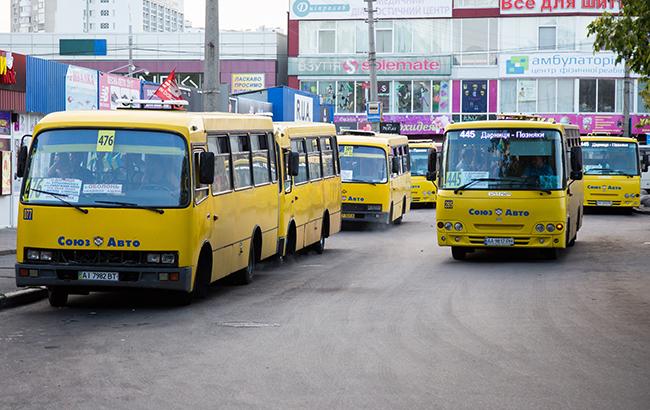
[338,131,411,224]
[408,139,439,206]
[581,135,648,209]
[15,108,340,306]
[432,116,584,260]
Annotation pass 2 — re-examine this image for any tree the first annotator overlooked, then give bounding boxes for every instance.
[588,0,650,108]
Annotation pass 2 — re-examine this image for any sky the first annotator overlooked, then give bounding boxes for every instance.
[0,0,289,32]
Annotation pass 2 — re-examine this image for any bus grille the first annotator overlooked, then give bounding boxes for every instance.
[586,200,622,206]
[468,236,531,245]
[342,203,378,212]
[27,249,179,267]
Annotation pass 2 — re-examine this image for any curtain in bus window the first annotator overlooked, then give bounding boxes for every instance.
[307,138,322,180]
[230,135,252,189]
[251,134,270,186]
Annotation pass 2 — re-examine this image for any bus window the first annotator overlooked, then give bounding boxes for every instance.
[291,139,309,184]
[208,135,232,194]
[307,137,322,180]
[321,137,335,177]
[251,133,271,186]
[399,146,408,173]
[331,136,340,175]
[268,133,277,183]
[230,135,252,189]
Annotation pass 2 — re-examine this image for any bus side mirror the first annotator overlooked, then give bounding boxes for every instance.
[199,152,215,184]
[426,151,437,181]
[642,154,649,173]
[16,134,32,178]
[570,146,583,172]
[288,152,300,176]
[391,156,400,174]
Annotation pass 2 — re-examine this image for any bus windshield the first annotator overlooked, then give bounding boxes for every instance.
[409,148,430,177]
[339,145,388,184]
[443,128,563,190]
[582,141,639,176]
[22,129,190,208]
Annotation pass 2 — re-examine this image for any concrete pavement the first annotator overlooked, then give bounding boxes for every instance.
[0,209,648,409]
[0,228,46,309]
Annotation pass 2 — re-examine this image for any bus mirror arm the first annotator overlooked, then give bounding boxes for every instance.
[16,134,32,178]
[199,152,215,184]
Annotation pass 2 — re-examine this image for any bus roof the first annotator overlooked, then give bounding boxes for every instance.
[445,120,577,132]
[273,122,336,137]
[33,110,273,141]
[408,139,436,148]
[581,136,639,144]
[337,133,409,148]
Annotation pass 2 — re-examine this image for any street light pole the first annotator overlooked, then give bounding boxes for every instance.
[623,61,631,138]
[203,0,220,111]
[366,0,379,132]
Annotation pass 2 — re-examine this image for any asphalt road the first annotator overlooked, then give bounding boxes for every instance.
[1,208,649,410]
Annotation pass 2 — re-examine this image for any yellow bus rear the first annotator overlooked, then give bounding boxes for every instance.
[409,139,439,206]
[338,131,411,224]
[581,136,645,209]
[434,118,584,260]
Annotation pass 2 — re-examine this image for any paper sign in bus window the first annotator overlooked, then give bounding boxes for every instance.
[97,130,115,152]
[29,178,82,203]
[342,146,354,156]
[83,184,123,195]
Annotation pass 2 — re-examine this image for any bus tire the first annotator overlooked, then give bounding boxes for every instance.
[235,240,257,285]
[284,223,297,260]
[312,216,328,254]
[451,247,468,261]
[48,288,68,307]
[193,248,212,299]
[566,219,576,248]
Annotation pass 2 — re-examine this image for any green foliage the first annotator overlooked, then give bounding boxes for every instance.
[588,0,650,107]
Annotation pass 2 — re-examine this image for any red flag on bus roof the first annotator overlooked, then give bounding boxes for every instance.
[154,69,182,102]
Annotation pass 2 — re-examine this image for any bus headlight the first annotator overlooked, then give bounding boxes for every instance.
[535,224,545,233]
[147,253,161,263]
[39,251,53,261]
[367,204,382,211]
[27,249,40,260]
[454,222,463,231]
[546,224,556,232]
[161,253,176,264]
[444,222,453,231]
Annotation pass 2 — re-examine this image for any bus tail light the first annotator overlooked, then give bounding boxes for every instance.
[169,272,179,281]
[19,268,28,277]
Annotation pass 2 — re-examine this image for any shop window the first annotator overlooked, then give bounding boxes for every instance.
[355,81,368,114]
[301,81,317,95]
[337,81,354,113]
[538,79,556,112]
[395,81,412,113]
[597,79,615,112]
[413,81,431,113]
[378,81,391,114]
[500,80,517,113]
[432,81,450,113]
[319,81,336,105]
[557,79,574,112]
[579,80,597,112]
[517,79,537,113]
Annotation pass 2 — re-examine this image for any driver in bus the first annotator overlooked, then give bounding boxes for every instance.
[522,156,555,188]
[49,152,92,181]
[141,155,180,192]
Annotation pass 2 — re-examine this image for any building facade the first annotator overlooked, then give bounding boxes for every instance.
[11,0,186,33]
[288,0,648,140]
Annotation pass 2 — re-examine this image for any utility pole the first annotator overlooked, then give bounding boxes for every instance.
[366,0,379,132]
[128,23,134,77]
[623,61,631,138]
[85,0,90,33]
[203,0,220,111]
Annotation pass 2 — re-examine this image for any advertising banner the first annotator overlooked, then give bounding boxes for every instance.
[1,151,10,195]
[500,0,620,15]
[0,50,26,92]
[294,93,314,122]
[231,73,266,94]
[632,115,650,135]
[99,73,141,110]
[335,114,452,135]
[539,113,624,134]
[290,0,452,20]
[289,56,452,76]
[65,66,98,111]
[0,111,10,135]
[499,52,628,78]
[461,80,488,113]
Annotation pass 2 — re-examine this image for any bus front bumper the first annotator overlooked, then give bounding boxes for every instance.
[15,263,193,292]
[437,233,565,248]
[341,211,391,224]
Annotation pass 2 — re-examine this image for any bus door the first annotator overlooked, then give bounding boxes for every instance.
[288,138,311,250]
[304,137,325,245]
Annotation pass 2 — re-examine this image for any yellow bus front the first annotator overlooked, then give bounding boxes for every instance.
[409,142,437,205]
[15,112,201,295]
[436,123,583,259]
[338,141,393,224]
[581,137,641,208]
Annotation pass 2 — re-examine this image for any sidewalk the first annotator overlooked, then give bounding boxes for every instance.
[0,228,46,309]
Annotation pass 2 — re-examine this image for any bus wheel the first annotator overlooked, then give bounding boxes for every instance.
[193,254,212,300]
[235,241,256,285]
[312,234,325,254]
[566,220,576,247]
[48,288,68,307]
[451,247,468,261]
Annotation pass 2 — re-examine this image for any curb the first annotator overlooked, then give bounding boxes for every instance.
[633,207,650,215]
[0,287,47,310]
[0,249,16,256]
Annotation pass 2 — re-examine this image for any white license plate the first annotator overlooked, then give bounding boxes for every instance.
[78,271,119,281]
[484,237,515,247]
[596,201,612,206]
[342,213,355,218]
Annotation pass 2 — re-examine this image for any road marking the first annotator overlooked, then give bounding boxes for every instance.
[215,321,280,328]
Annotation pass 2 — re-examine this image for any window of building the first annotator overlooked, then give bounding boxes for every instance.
[355,81,368,114]
[318,22,336,53]
[638,80,649,113]
[538,26,556,50]
[557,79,574,112]
[395,20,412,53]
[501,79,575,113]
[355,21,368,53]
[453,18,498,66]
[395,81,412,113]
[378,81,390,114]
[579,79,616,113]
[301,81,317,95]
[337,21,355,54]
[597,79,616,112]
[319,81,336,105]
[376,21,393,53]
[413,81,431,113]
[100,22,109,29]
[337,81,354,113]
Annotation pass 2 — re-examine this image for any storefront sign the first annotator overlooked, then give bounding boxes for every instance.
[632,115,650,134]
[500,0,620,14]
[0,50,26,92]
[335,114,452,135]
[500,52,627,78]
[65,66,98,111]
[295,93,314,122]
[231,73,265,94]
[99,73,141,110]
[0,112,10,135]
[380,122,401,134]
[289,56,452,77]
[290,0,452,20]
[539,113,624,134]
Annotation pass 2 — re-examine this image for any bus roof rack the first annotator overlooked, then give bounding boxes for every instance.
[116,98,189,109]
[340,130,377,136]
[496,113,556,123]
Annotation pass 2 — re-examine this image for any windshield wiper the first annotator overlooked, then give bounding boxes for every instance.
[345,179,378,186]
[30,189,88,214]
[94,200,165,214]
[453,178,519,194]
